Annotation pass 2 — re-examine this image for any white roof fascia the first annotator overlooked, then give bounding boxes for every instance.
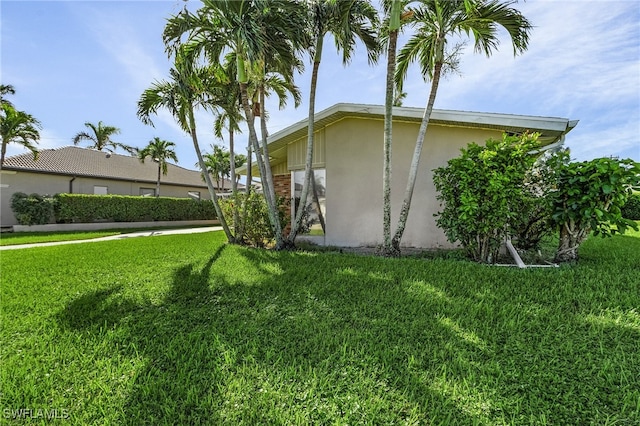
[267,103,575,145]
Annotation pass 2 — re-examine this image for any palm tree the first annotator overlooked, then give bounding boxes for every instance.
[288,0,380,244]
[380,0,407,255]
[137,50,235,242]
[199,145,231,192]
[0,104,41,171]
[393,90,408,107]
[389,0,532,254]
[212,74,244,194]
[72,121,135,154]
[163,0,306,249]
[0,84,16,108]
[138,137,178,197]
[211,58,249,238]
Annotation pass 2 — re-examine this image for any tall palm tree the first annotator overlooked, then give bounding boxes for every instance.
[0,84,16,108]
[211,58,248,237]
[138,137,178,197]
[72,121,135,154]
[212,78,243,194]
[288,0,380,243]
[0,104,41,171]
[163,0,306,250]
[137,50,236,242]
[380,0,413,256]
[389,0,532,254]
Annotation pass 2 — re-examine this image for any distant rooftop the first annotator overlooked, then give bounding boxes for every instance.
[2,146,234,189]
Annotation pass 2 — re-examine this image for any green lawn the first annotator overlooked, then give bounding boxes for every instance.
[0,225,214,246]
[0,230,122,246]
[1,230,638,424]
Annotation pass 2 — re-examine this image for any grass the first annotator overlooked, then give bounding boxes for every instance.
[1,229,639,424]
[0,225,214,246]
[0,230,123,246]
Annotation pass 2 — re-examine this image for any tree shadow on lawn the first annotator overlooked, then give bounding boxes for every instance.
[57,244,639,425]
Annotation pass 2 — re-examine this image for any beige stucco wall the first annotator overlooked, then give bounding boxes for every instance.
[322,117,503,248]
[0,171,210,226]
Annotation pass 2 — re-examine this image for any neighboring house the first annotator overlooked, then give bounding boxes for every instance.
[247,103,578,248]
[0,146,234,226]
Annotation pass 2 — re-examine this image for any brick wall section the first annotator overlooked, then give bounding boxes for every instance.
[272,173,292,235]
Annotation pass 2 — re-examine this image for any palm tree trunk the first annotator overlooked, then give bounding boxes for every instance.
[0,141,7,172]
[311,169,325,233]
[188,109,235,243]
[381,28,399,256]
[391,61,443,252]
[289,35,323,244]
[239,81,284,249]
[156,164,161,197]
[258,86,278,215]
[239,142,252,241]
[246,143,252,195]
[229,128,241,234]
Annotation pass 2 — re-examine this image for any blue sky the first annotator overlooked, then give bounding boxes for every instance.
[2,0,639,171]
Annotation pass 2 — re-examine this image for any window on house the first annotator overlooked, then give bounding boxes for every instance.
[292,169,326,236]
[188,191,201,200]
[93,185,108,195]
[140,188,156,197]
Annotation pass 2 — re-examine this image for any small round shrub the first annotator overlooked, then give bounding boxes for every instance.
[621,193,640,220]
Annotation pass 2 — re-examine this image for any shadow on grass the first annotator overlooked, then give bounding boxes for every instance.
[56,241,639,424]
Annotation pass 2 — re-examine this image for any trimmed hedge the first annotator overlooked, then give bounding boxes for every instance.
[10,192,55,225]
[54,194,217,223]
[621,193,640,220]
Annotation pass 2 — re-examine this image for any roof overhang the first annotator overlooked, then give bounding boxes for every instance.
[239,103,578,175]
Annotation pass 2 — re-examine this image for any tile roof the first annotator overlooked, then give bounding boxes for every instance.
[3,146,235,189]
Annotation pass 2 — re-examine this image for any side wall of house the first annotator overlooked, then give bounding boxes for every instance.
[0,171,210,226]
[323,117,502,248]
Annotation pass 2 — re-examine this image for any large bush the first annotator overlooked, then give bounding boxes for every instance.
[621,193,640,220]
[550,158,639,262]
[10,192,55,225]
[54,194,216,223]
[432,133,541,262]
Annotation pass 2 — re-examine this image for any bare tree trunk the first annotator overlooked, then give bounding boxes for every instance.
[555,220,589,262]
[238,142,252,242]
[229,128,240,235]
[381,27,399,257]
[310,169,325,233]
[259,86,278,217]
[188,109,235,243]
[391,61,443,253]
[239,81,284,249]
[0,141,6,172]
[289,36,323,244]
[156,164,161,197]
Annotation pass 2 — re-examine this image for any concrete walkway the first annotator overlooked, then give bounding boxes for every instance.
[0,226,223,251]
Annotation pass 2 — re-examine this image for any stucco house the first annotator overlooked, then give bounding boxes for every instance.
[249,103,578,248]
[0,146,232,227]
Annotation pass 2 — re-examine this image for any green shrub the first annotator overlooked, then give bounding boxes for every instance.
[10,192,55,225]
[432,133,541,263]
[220,191,290,247]
[550,157,639,262]
[53,194,216,223]
[510,149,569,251]
[621,193,640,220]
